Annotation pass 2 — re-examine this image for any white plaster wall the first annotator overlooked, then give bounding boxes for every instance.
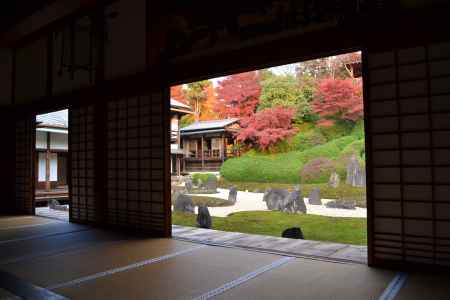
[105,0,147,80]
[36,131,47,149]
[38,153,46,181]
[0,49,12,106]
[37,152,58,182]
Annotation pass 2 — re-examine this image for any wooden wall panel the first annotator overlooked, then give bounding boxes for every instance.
[15,38,47,104]
[69,105,97,223]
[0,49,13,106]
[105,91,169,235]
[366,41,450,268]
[14,118,35,214]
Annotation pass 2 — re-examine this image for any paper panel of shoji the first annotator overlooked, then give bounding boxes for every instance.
[366,41,450,267]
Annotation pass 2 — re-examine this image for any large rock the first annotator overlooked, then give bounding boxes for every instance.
[328,172,340,188]
[263,189,290,210]
[184,178,193,192]
[228,187,238,205]
[325,200,356,210]
[49,199,69,211]
[282,227,304,239]
[308,188,322,205]
[346,155,366,187]
[263,188,306,214]
[197,205,212,229]
[205,176,218,192]
[174,194,195,213]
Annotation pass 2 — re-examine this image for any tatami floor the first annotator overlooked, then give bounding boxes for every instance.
[0,216,449,300]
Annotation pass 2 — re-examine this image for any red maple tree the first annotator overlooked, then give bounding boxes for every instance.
[215,71,261,118]
[237,107,298,150]
[312,78,363,124]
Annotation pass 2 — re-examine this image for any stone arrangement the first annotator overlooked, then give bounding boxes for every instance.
[228,186,237,205]
[328,172,340,188]
[49,199,69,211]
[197,205,212,229]
[325,200,356,210]
[173,193,195,213]
[346,155,366,187]
[263,188,306,214]
[282,227,304,239]
[308,188,322,205]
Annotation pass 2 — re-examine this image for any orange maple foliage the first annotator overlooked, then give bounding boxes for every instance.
[199,84,219,121]
[170,85,188,104]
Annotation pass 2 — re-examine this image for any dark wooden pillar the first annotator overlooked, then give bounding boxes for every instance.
[201,136,204,170]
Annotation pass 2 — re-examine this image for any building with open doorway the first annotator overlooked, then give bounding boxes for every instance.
[180,118,240,172]
[35,109,69,204]
[1,0,450,299]
[170,98,192,176]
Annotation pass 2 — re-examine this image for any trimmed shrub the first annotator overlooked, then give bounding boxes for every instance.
[335,139,365,178]
[289,129,327,152]
[318,120,353,141]
[220,135,356,184]
[192,173,217,185]
[300,157,335,184]
[351,120,365,139]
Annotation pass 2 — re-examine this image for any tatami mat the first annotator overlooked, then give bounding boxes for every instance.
[0,220,86,243]
[396,271,450,300]
[0,287,21,299]
[0,229,127,265]
[1,216,449,300]
[0,238,196,288]
[0,216,56,229]
[55,246,282,300]
[212,258,395,300]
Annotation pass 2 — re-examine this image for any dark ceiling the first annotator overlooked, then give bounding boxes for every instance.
[0,0,57,33]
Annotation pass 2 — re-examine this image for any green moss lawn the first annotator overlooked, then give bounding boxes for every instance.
[173,211,367,245]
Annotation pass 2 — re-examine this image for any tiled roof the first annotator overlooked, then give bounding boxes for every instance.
[170,98,191,110]
[180,118,238,132]
[36,109,68,128]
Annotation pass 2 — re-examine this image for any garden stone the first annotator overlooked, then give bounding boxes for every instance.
[228,187,238,205]
[184,178,193,192]
[329,172,340,188]
[49,199,69,211]
[284,189,307,213]
[263,189,306,214]
[308,188,322,205]
[263,189,290,210]
[205,176,218,192]
[325,200,356,210]
[174,194,195,213]
[282,227,304,239]
[197,205,212,229]
[346,155,366,187]
[49,199,59,209]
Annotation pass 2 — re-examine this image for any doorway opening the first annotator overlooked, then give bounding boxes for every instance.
[170,51,367,263]
[34,109,70,222]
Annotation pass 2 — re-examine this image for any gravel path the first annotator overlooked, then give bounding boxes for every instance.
[187,188,367,218]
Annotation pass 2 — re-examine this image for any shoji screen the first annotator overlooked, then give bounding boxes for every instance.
[366,42,450,267]
[14,118,35,214]
[106,92,169,235]
[70,105,97,223]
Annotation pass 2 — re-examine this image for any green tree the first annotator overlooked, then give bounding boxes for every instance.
[185,80,211,122]
[259,74,310,123]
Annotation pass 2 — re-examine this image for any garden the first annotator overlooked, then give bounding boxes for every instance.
[171,52,367,246]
